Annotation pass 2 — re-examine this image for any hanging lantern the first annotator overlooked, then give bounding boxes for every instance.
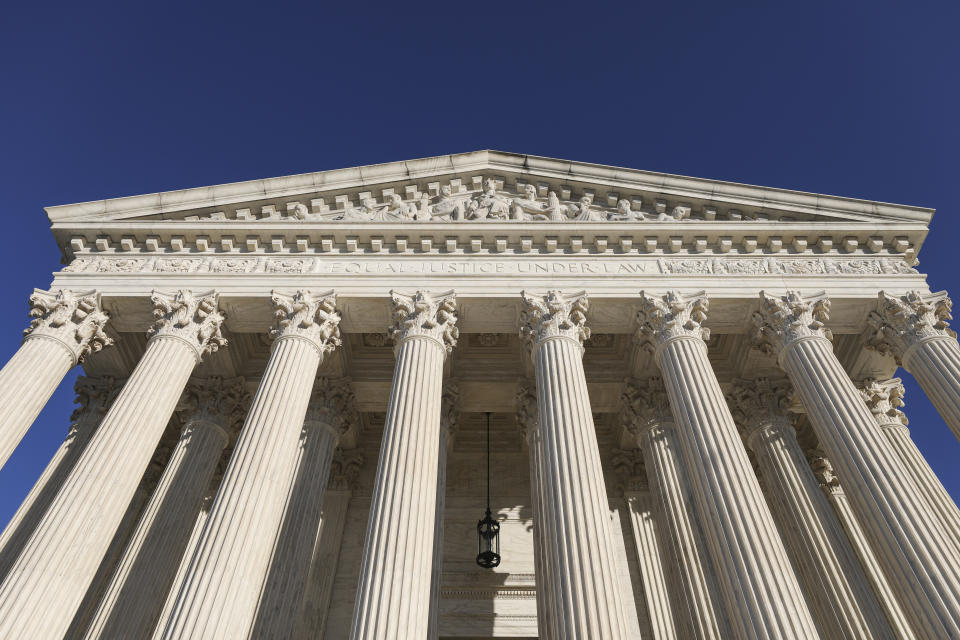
[476,411,501,568]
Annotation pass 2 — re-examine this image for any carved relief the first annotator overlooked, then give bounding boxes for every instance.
[621,377,673,438]
[24,289,113,363]
[94,258,146,273]
[727,378,795,443]
[752,290,832,358]
[211,259,257,273]
[267,259,312,274]
[327,448,365,491]
[154,258,203,273]
[71,375,122,427]
[610,447,647,493]
[149,289,227,358]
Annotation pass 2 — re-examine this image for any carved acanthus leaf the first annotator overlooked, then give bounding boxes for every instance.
[862,290,954,364]
[807,450,843,495]
[270,289,342,356]
[620,378,673,438]
[751,290,832,358]
[178,376,250,437]
[440,383,461,444]
[71,375,121,425]
[610,447,647,493]
[635,290,709,352]
[328,448,365,491]
[515,381,538,443]
[389,290,458,352]
[24,289,113,363]
[727,378,795,442]
[149,289,227,358]
[519,290,590,350]
[305,378,359,440]
[856,378,908,428]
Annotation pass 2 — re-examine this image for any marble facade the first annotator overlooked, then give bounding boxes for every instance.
[0,150,957,638]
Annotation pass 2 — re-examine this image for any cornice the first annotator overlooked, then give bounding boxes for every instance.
[45,150,934,227]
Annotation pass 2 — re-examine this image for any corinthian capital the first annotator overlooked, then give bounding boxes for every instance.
[71,375,121,426]
[270,290,342,356]
[519,290,590,351]
[620,377,673,438]
[389,290,458,352]
[728,378,794,442]
[178,376,250,438]
[24,289,112,363]
[305,378,359,442]
[862,290,955,364]
[857,378,908,428]
[515,380,538,443]
[149,290,227,359]
[751,291,832,359]
[610,447,647,493]
[328,448,365,491]
[440,383,461,445]
[635,290,709,354]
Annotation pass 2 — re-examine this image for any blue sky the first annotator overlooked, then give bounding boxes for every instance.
[0,2,957,525]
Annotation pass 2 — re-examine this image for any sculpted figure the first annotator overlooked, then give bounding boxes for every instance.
[572,196,607,222]
[432,185,467,220]
[414,194,433,221]
[387,194,415,220]
[467,178,512,220]
[342,197,402,222]
[611,198,646,221]
[512,184,547,220]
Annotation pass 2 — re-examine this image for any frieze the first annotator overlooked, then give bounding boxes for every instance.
[57,255,921,278]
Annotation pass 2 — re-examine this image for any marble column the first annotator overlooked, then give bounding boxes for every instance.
[294,448,364,640]
[0,289,225,639]
[637,290,819,639]
[84,376,248,639]
[0,375,119,583]
[516,381,556,640]
[519,290,630,639]
[863,290,960,442]
[0,289,111,468]
[753,290,960,637]
[808,453,917,639]
[350,290,458,639]
[729,378,891,638]
[428,383,460,640]
[612,448,677,640]
[252,377,359,639]
[160,289,342,640]
[858,378,960,553]
[623,377,726,639]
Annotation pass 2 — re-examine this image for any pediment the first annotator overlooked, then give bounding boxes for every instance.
[45,150,933,227]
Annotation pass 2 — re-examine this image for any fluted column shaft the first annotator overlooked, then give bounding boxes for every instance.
[427,423,451,640]
[654,339,817,637]
[810,456,917,639]
[625,489,677,640]
[0,338,76,467]
[518,290,628,638]
[252,419,340,638]
[0,376,118,583]
[901,337,960,441]
[637,420,726,639]
[742,414,890,638]
[163,352,327,635]
[350,289,457,639]
[532,336,629,638]
[159,289,339,639]
[85,408,234,638]
[351,336,446,637]
[0,334,203,638]
[294,489,353,640]
[777,336,960,636]
[0,289,111,469]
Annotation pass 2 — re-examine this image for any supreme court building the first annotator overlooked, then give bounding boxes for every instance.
[1,150,959,639]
